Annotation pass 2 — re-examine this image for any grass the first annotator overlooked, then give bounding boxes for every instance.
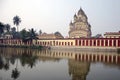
[0,44,43,49]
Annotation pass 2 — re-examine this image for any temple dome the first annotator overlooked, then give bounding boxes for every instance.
[69,8,91,38]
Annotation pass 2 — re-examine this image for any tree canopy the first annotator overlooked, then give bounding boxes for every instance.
[13,15,21,32]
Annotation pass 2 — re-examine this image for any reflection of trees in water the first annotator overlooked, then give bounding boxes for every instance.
[0,47,120,80]
[11,57,20,80]
[0,47,39,68]
[20,52,38,68]
[0,56,4,69]
[68,59,90,80]
[0,56,9,71]
[11,68,20,80]
[10,49,38,79]
[0,48,38,80]
[10,54,17,65]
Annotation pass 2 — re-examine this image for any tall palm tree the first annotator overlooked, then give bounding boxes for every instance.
[13,15,21,32]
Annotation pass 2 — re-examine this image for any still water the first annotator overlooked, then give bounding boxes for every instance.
[0,47,120,80]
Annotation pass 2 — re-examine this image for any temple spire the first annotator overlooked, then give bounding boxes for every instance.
[69,8,91,38]
[78,7,85,16]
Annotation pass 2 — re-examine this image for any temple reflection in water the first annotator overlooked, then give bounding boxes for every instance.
[0,48,120,80]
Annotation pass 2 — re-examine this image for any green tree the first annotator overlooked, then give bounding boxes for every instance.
[19,28,30,43]
[5,24,11,32]
[39,29,42,35]
[11,27,20,39]
[0,22,5,36]
[20,29,29,39]
[11,27,16,34]
[29,28,37,39]
[13,15,21,32]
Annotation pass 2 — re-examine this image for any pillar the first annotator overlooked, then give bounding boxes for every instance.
[81,40,83,46]
[92,40,94,46]
[116,40,118,47]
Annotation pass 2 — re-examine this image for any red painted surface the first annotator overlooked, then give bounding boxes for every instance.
[75,39,78,46]
[0,38,120,47]
[83,40,84,46]
[119,40,120,46]
[109,40,112,46]
[86,40,88,46]
[97,40,100,46]
[90,40,92,46]
[79,40,81,46]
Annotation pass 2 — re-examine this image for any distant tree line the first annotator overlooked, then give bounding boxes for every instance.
[0,15,43,42]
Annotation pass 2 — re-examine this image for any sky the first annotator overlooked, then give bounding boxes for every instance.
[0,0,120,37]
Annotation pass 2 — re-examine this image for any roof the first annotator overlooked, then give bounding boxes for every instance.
[104,31,120,35]
[37,33,64,39]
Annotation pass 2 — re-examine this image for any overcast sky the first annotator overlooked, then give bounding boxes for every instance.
[0,0,120,37]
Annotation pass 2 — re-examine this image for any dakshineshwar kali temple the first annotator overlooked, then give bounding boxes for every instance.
[0,8,120,51]
[69,8,91,38]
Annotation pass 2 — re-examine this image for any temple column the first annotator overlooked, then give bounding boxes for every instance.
[92,40,94,46]
[116,40,118,47]
[81,40,83,46]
